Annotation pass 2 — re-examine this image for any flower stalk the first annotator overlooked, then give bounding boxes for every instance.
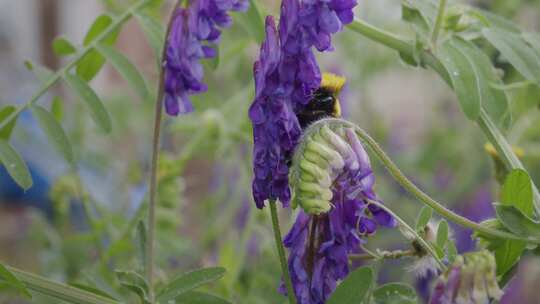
[269,200,297,304]
[146,1,182,302]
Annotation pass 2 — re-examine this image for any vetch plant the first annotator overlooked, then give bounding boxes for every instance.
[0,0,540,304]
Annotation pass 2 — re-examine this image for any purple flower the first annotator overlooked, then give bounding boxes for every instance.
[429,251,503,304]
[249,0,357,208]
[282,126,396,303]
[163,0,248,116]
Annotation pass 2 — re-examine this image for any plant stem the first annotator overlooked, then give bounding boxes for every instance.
[269,200,297,304]
[0,0,151,131]
[6,265,118,304]
[146,2,181,302]
[366,200,447,271]
[347,19,412,55]
[431,0,448,46]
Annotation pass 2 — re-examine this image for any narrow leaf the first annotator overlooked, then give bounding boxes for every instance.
[51,96,64,122]
[0,106,18,140]
[30,105,74,165]
[77,15,120,81]
[437,40,482,120]
[373,283,417,304]
[415,206,432,231]
[157,267,226,303]
[115,271,149,303]
[436,220,449,248]
[95,44,150,101]
[0,140,33,190]
[447,240,458,263]
[52,36,77,57]
[69,283,117,301]
[483,28,540,84]
[173,291,232,304]
[134,12,165,58]
[450,38,510,127]
[0,264,31,298]
[64,73,112,133]
[135,221,147,274]
[327,267,373,304]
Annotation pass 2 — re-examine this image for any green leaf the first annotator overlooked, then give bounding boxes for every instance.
[327,267,373,304]
[0,140,32,190]
[494,203,540,237]
[401,1,431,38]
[135,221,147,274]
[30,105,74,165]
[64,73,112,133]
[501,169,534,216]
[373,283,417,304]
[77,15,120,81]
[236,0,265,43]
[450,38,510,127]
[494,239,526,276]
[69,283,117,301]
[447,240,458,263]
[115,271,149,303]
[52,36,77,57]
[134,12,165,58]
[0,106,18,140]
[415,206,432,231]
[51,96,64,122]
[157,267,226,303]
[0,264,31,298]
[437,39,482,120]
[95,44,150,101]
[483,28,540,84]
[436,220,449,248]
[172,291,232,304]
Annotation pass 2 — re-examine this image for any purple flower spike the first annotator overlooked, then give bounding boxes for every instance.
[163,0,248,116]
[249,0,357,208]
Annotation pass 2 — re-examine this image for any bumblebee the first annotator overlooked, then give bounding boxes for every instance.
[296,72,346,129]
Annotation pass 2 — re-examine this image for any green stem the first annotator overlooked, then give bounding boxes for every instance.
[352,124,540,244]
[367,200,447,271]
[146,2,182,302]
[346,18,540,214]
[0,0,152,131]
[269,200,296,304]
[6,266,118,304]
[347,19,412,55]
[431,0,448,46]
